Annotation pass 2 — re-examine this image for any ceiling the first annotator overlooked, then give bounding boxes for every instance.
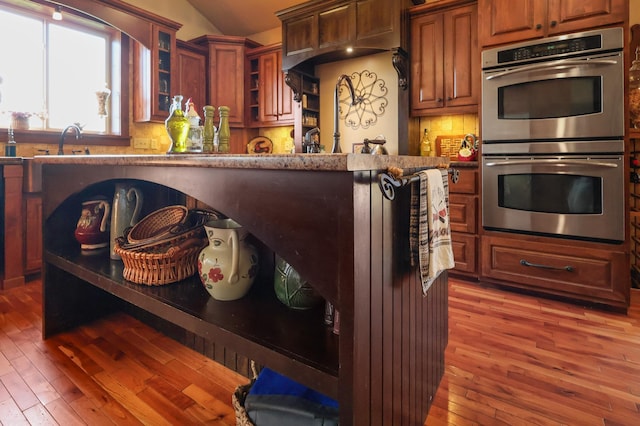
[185,0,306,37]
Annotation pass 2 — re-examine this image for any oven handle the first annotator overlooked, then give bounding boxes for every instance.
[484,159,618,168]
[485,59,619,80]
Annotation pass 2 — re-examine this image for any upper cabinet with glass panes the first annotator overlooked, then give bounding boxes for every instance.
[133,24,179,123]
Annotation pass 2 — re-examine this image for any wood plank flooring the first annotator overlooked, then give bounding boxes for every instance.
[427,280,640,426]
[1,277,639,425]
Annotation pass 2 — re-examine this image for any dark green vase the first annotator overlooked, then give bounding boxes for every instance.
[274,256,323,310]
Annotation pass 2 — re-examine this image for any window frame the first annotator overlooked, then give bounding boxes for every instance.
[1,0,130,147]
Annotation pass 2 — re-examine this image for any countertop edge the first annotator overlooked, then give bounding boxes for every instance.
[32,154,452,171]
[0,157,24,165]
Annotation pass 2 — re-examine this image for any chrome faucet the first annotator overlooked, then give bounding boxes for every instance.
[58,124,82,155]
[303,127,320,153]
[333,74,360,154]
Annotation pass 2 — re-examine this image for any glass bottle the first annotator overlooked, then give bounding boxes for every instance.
[420,128,432,156]
[217,106,231,153]
[186,99,203,153]
[630,47,640,128]
[165,95,190,153]
[202,105,216,153]
[5,126,16,157]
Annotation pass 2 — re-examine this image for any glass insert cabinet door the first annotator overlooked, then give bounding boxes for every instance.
[134,24,177,123]
[157,30,172,115]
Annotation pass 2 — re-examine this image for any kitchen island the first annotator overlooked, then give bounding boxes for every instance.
[37,153,449,425]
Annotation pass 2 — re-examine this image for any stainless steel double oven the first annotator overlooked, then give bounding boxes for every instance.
[481,27,625,243]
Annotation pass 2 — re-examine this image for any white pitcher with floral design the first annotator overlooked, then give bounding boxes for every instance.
[197,219,259,301]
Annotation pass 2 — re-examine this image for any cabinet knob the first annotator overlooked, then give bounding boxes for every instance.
[437,98,443,103]
[447,96,452,101]
[550,20,557,27]
[536,23,542,30]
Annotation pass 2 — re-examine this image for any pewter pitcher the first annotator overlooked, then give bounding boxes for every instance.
[110,183,143,259]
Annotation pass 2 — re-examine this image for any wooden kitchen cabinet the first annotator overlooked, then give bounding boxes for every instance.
[247,45,295,127]
[481,234,629,309]
[478,0,626,48]
[192,35,260,128]
[297,74,321,150]
[2,164,25,289]
[24,195,42,276]
[277,0,412,70]
[191,35,260,153]
[176,40,207,115]
[448,167,478,276]
[133,23,180,123]
[410,3,478,116]
[282,70,321,151]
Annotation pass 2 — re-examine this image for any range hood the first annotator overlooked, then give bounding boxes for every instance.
[276,0,415,90]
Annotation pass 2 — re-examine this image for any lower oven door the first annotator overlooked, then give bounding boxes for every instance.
[482,154,624,243]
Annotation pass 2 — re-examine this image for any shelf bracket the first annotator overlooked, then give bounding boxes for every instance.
[391,48,408,91]
[284,70,303,102]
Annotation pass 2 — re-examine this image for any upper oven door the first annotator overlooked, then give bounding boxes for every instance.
[482,51,624,142]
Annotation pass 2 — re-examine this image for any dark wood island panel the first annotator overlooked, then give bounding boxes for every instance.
[38,154,448,425]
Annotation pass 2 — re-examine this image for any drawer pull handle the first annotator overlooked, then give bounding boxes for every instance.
[520,259,574,272]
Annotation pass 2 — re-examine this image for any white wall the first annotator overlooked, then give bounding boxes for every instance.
[248,27,282,46]
[316,52,400,154]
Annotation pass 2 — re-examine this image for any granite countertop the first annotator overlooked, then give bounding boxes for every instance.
[32,153,452,172]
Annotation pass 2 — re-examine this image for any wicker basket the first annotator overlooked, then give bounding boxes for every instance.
[114,208,218,286]
[127,205,188,245]
[233,380,256,426]
[233,361,258,426]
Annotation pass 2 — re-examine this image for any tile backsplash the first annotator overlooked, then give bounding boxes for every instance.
[419,114,479,154]
[261,126,294,154]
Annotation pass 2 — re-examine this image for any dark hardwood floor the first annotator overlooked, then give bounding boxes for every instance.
[1,277,639,425]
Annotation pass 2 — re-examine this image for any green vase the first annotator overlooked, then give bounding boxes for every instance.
[274,255,323,310]
[165,95,190,153]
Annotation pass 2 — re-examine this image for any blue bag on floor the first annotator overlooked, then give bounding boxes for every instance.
[244,368,339,426]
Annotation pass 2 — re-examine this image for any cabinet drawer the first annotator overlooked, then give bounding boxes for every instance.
[449,194,477,234]
[449,168,477,194]
[451,232,477,274]
[481,235,628,307]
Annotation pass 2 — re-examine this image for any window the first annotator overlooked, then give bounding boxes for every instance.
[0,3,125,139]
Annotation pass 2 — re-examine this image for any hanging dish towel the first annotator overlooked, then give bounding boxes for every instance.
[410,168,455,295]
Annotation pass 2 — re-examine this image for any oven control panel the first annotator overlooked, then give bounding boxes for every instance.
[482,27,623,69]
[499,35,600,63]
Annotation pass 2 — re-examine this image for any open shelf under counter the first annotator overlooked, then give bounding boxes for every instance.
[44,245,339,398]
